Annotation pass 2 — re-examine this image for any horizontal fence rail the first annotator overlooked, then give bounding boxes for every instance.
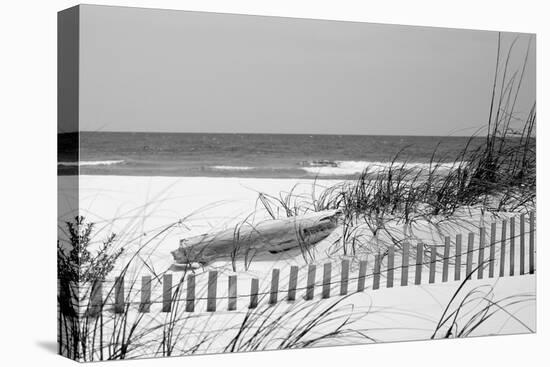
[59,212,536,316]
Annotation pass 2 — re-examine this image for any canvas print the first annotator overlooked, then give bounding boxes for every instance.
[57,5,536,362]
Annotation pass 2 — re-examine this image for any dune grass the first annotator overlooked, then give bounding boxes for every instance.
[252,32,535,259]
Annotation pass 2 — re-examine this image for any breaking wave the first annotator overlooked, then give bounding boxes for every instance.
[58,160,125,167]
[301,160,463,176]
[211,165,254,171]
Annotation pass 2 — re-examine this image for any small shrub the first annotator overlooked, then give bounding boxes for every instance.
[57,215,123,282]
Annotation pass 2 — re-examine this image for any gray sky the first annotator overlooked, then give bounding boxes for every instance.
[77,5,535,136]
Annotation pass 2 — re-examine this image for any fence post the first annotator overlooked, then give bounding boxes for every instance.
[489,223,496,278]
[249,278,259,309]
[269,269,280,305]
[477,227,485,279]
[340,260,350,295]
[162,274,172,312]
[322,263,332,298]
[186,274,195,312]
[387,245,395,288]
[373,253,381,290]
[228,275,237,311]
[206,271,218,312]
[529,212,535,274]
[115,276,124,314]
[499,219,507,277]
[520,213,525,275]
[510,217,515,276]
[401,242,409,286]
[454,234,462,281]
[466,233,474,279]
[305,264,316,300]
[442,237,450,283]
[357,260,367,292]
[415,243,423,285]
[139,276,151,313]
[288,266,299,301]
[429,244,436,284]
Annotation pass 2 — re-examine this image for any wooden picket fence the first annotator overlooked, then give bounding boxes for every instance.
[77,212,536,315]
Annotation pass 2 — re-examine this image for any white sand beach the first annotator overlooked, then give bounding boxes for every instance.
[65,175,342,272]
[58,174,536,359]
[61,175,534,276]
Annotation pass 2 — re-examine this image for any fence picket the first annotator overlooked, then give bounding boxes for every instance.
[429,245,436,284]
[162,274,172,312]
[520,213,525,275]
[322,263,332,298]
[269,269,280,304]
[442,237,450,282]
[306,265,316,300]
[477,227,485,279]
[466,233,474,279]
[415,243,423,285]
[139,276,151,313]
[387,245,395,288]
[288,266,299,301]
[340,260,350,295]
[207,271,218,312]
[373,253,381,290]
[529,212,535,274]
[115,276,124,314]
[357,260,367,292]
[489,223,496,278]
[249,278,259,309]
[500,219,507,277]
[186,274,195,312]
[228,275,237,311]
[455,234,462,281]
[401,243,409,286]
[510,217,516,276]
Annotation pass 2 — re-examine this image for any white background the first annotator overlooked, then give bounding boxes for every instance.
[0,0,547,366]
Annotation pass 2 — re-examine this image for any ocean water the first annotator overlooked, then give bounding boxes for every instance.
[58,132,486,179]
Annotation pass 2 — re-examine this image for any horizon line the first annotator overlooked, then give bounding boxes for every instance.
[59,130,495,138]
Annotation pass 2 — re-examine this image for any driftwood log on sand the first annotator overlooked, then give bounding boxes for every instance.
[171,209,342,268]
